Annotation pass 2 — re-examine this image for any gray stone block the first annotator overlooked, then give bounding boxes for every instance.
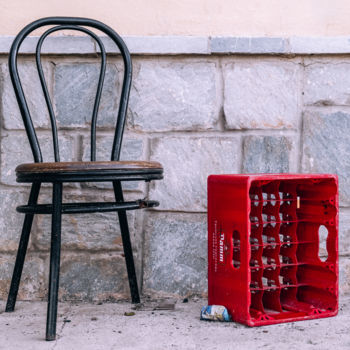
[59,253,130,301]
[242,135,293,173]
[4,36,350,56]
[81,135,146,190]
[38,35,95,54]
[0,189,29,252]
[33,207,137,252]
[129,60,219,132]
[302,110,350,205]
[304,62,350,106]
[289,36,350,54]
[339,256,350,295]
[54,63,120,128]
[339,209,350,256]
[211,37,250,53]
[223,61,300,129]
[149,136,240,211]
[0,36,13,53]
[82,135,145,162]
[0,253,45,300]
[143,212,207,296]
[250,37,286,54]
[101,36,210,55]
[1,62,52,130]
[0,133,74,185]
[0,36,95,54]
[211,37,286,54]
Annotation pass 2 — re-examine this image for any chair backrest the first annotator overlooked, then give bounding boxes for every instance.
[9,17,132,163]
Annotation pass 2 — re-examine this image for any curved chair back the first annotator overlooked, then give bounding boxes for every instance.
[9,17,132,162]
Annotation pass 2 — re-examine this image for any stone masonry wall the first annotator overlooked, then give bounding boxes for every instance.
[0,38,350,301]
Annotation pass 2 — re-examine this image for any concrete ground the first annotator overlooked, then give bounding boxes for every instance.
[0,296,349,350]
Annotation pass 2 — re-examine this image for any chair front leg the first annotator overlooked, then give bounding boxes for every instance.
[46,182,63,341]
[113,181,140,304]
[6,182,41,312]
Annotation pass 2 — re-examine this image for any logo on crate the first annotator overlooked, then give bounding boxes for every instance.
[219,231,225,263]
[212,220,227,271]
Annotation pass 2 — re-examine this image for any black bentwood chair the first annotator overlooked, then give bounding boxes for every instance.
[5,17,163,341]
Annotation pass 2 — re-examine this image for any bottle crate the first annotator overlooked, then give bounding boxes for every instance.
[208,174,338,326]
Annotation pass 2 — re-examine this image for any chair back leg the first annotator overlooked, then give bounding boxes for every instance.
[6,182,41,312]
[46,182,63,341]
[113,181,140,304]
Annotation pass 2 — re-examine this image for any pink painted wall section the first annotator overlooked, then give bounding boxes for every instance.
[0,0,350,36]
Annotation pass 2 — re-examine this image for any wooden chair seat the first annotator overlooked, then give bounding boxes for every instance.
[16,161,163,182]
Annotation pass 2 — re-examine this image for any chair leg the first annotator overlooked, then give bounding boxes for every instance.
[46,183,63,341]
[6,182,41,312]
[113,181,140,304]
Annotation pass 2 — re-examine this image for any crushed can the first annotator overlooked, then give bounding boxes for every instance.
[200,305,231,322]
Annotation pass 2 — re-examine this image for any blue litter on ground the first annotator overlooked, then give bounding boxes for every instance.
[200,305,231,322]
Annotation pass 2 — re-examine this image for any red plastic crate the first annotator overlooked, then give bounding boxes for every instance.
[208,174,338,326]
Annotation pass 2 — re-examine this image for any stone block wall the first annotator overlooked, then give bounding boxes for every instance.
[0,36,349,301]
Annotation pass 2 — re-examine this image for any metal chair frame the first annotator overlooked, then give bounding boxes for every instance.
[5,17,163,341]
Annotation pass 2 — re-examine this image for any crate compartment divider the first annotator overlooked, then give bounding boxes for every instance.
[208,174,338,326]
